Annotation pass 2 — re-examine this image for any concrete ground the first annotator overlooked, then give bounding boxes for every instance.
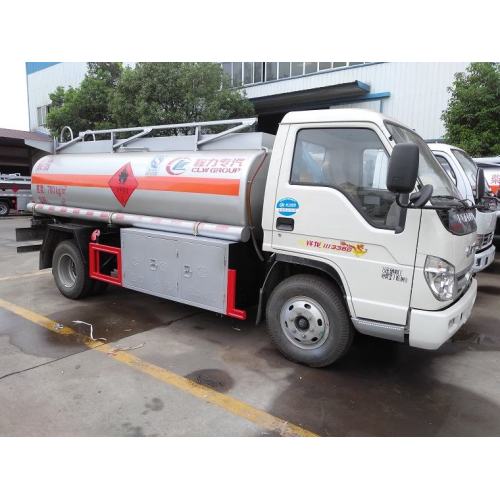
[1,216,500,436]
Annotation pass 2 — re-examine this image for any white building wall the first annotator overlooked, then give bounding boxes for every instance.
[244,62,469,139]
[27,62,88,132]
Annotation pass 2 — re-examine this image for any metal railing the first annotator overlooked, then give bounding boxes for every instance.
[55,117,257,153]
[0,173,32,183]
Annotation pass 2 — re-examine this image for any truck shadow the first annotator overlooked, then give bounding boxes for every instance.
[261,321,500,436]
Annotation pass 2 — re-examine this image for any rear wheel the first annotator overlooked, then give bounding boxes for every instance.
[266,274,353,367]
[0,201,10,217]
[52,240,93,299]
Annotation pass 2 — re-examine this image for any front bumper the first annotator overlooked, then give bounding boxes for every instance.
[473,244,495,273]
[408,278,477,349]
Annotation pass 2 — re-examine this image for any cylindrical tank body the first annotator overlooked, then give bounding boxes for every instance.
[32,150,270,230]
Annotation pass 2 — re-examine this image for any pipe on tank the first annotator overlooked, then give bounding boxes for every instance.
[28,203,250,242]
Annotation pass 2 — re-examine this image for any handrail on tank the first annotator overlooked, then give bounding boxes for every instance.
[55,117,257,153]
[59,125,74,143]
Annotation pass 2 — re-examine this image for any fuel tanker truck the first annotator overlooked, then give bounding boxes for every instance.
[21,110,479,367]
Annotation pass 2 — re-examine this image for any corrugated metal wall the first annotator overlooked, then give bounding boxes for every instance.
[244,62,469,139]
[27,62,88,133]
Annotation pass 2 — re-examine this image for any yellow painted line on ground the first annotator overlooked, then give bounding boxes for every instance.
[0,297,317,437]
[0,270,51,282]
[0,298,75,336]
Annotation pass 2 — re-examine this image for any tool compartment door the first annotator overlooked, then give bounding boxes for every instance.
[178,240,227,312]
[122,229,179,298]
[121,228,229,314]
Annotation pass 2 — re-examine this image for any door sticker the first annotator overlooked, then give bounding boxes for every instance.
[300,238,368,257]
[276,197,299,217]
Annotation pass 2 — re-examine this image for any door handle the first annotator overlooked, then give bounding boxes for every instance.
[276,217,294,231]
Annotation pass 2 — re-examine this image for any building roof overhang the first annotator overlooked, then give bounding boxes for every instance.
[251,80,372,115]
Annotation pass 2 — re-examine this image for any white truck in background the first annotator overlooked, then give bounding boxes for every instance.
[474,157,500,235]
[429,143,497,272]
[0,173,32,216]
[20,110,480,367]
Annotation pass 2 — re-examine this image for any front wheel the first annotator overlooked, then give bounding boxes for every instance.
[266,274,353,367]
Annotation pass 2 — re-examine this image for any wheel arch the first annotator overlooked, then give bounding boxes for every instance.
[40,223,94,270]
[256,253,354,324]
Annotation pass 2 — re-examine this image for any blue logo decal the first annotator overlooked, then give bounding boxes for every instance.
[145,155,165,176]
[276,197,299,217]
[166,158,189,176]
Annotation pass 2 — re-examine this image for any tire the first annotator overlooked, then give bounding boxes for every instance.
[266,274,353,367]
[52,240,93,299]
[0,201,10,217]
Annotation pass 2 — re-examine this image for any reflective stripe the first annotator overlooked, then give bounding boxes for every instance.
[32,173,240,196]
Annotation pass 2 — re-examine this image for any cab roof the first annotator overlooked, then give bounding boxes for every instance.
[281,109,408,129]
[428,142,465,154]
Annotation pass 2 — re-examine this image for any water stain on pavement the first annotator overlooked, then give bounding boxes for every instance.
[0,312,86,359]
[142,397,164,414]
[185,368,234,393]
[121,422,146,437]
[0,287,195,359]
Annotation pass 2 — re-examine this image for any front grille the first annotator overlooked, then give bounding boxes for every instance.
[476,232,494,251]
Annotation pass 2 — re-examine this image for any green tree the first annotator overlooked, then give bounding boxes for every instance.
[47,62,254,138]
[109,62,254,131]
[47,62,123,137]
[442,62,500,156]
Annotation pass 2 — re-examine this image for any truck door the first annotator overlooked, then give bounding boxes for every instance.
[271,123,422,326]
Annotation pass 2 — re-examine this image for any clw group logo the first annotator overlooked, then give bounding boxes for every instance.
[166,158,190,176]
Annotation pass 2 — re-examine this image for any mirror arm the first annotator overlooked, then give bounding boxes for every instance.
[396,193,462,212]
[394,194,409,234]
[395,194,411,209]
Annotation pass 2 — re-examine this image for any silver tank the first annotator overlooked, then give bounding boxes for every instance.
[32,150,270,230]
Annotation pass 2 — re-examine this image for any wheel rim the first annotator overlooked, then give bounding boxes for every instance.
[279,295,330,350]
[0,204,8,215]
[58,253,77,288]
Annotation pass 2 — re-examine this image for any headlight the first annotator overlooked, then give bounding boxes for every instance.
[424,255,456,301]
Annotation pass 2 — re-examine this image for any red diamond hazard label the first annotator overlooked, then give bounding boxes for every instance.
[108,162,138,207]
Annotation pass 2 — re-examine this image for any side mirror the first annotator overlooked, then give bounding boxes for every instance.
[387,143,419,194]
[476,167,486,200]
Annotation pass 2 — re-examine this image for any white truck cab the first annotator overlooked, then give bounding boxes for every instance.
[429,143,496,272]
[262,110,477,363]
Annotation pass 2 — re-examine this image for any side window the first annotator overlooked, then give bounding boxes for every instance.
[435,154,457,185]
[290,128,396,229]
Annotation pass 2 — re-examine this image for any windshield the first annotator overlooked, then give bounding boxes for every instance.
[452,148,478,189]
[385,123,461,198]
